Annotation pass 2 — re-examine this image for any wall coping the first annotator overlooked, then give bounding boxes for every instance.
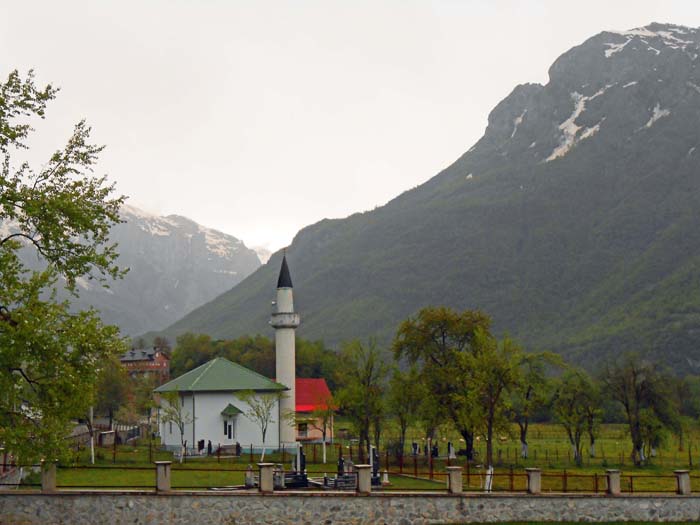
[1,489,697,499]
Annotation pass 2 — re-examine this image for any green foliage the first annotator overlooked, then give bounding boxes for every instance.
[552,369,600,466]
[0,69,127,463]
[509,351,562,457]
[237,389,281,460]
[464,334,523,467]
[393,306,492,459]
[95,356,129,425]
[602,354,678,465]
[169,332,340,387]
[387,365,422,452]
[160,391,194,451]
[335,339,389,457]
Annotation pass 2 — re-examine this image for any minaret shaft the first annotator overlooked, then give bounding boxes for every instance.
[270,256,299,446]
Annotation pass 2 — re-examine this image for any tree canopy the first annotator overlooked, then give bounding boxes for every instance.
[0,70,126,462]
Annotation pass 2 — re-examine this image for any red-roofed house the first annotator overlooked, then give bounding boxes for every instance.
[294,378,334,442]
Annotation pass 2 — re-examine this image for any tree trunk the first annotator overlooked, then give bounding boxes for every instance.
[519,425,528,459]
[486,422,494,468]
[460,430,475,461]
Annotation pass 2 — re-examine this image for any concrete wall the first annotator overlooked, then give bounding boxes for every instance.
[2,491,700,525]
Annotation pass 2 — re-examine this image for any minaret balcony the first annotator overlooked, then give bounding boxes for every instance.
[270,312,300,328]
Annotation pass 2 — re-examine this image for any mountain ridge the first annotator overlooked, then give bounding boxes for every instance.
[150,23,700,373]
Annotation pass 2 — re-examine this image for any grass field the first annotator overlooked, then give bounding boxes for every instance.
[18,421,700,492]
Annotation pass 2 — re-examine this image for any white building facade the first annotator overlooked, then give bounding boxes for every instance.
[155,357,286,452]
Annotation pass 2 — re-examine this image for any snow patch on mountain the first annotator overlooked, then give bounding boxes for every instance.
[687,81,700,94]
[605,39,631,57]
[644,103,671,128]
[511,110,527,138]
[545,85,612,162]
[604,24,698,59]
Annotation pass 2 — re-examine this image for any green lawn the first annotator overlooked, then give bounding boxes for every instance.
[36,422,700,491]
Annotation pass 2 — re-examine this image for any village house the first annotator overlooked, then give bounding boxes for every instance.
[294,378,334,442]
[120,347,170,384]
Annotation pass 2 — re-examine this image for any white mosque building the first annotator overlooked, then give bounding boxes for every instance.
[155,255,303,452]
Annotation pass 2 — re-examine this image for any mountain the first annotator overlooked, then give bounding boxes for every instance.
[155,23,700,373]
[5,205,261,336]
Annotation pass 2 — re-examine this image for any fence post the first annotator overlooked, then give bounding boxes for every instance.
[258,463,275,493]
[594,473,599,493]
[446,466,463,494]
[606,469,621,496]
[525,468,541,494]
[355,464,372,494]
[674,470,691,495]
[0,447,4,474]
[155,461,172,493]
[249,444,253,463]
[509,466,514,491]
[413,454,418,478]
[41,460,57,493]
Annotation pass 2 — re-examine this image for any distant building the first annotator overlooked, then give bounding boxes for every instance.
[294,378,334,442]
[120,347,170,384]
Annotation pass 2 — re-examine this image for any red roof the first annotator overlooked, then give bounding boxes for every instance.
[295,378,333,413]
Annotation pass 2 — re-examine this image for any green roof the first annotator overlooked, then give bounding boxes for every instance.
[221,403,243,416]
[154,357,287,393]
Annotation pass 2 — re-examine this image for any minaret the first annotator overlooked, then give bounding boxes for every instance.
[270,255,300,445]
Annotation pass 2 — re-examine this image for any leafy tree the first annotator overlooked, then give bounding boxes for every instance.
[95,356,129,429]
[238,390,282,461]
[584,379,603,457]
[153,336,172,356]
[602,354,677,465]
[387,366,422,456]
[160,391,194,463]
[169,333,214,376]
[508,352,559,458]
[0,70,126,462]
[464,334,522,468]
[552,369,598,466]
[336,339,388,461]
[307,392,336,464]
[393,306,491,460]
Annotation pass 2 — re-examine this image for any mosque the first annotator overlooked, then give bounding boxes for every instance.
[155,256,333,452]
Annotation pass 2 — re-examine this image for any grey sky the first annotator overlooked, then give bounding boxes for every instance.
[3,1,700,251]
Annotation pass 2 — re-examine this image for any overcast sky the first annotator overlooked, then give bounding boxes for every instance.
[3,1,700,252]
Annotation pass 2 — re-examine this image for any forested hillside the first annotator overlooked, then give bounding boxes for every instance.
[154,24,700,373]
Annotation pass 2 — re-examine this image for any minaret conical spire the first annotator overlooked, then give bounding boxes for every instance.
[277,254,293,288]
